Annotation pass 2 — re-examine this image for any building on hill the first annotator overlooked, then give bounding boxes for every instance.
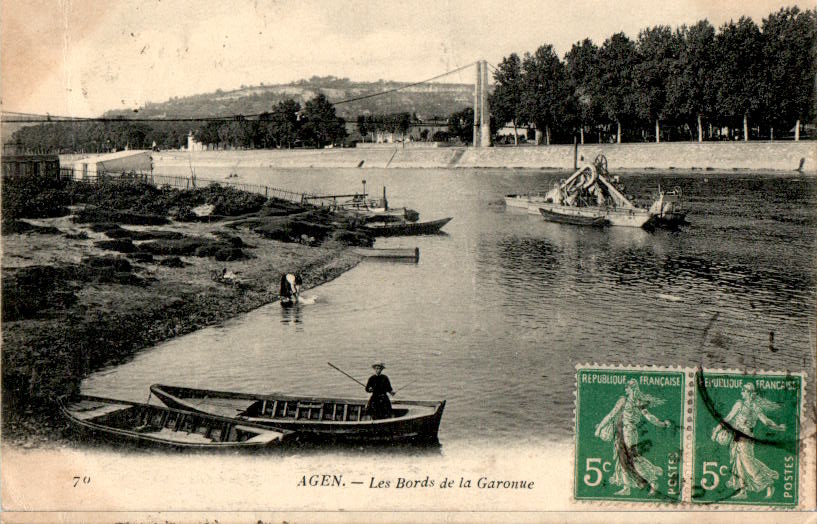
[72,150,153,180]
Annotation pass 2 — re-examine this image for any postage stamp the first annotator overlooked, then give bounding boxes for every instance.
[691,370,804,507]
[574,367,685,503]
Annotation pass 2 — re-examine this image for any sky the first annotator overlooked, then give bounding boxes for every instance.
[2,0,812,117]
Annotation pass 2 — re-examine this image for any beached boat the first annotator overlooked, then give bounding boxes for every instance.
[534,155,652,228]
[59,395,293,449]
[305,185,420,223]
[150,384,446,442]
[363,217,452,237]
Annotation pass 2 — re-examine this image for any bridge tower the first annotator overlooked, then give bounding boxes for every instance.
[472,60,491,148]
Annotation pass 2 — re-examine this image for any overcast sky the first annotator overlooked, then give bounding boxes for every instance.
[2,0,811,117]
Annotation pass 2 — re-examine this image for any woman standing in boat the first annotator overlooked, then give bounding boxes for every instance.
[365,363,395,419]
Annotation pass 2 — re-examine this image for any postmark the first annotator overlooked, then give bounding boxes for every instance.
[691,370,804,507]
[574,367,685,503]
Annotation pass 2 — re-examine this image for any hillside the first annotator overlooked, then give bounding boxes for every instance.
[104,77,474,121]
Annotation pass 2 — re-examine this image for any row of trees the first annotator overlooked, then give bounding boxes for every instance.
[490,7,816,144]
[10,94,349,153]
[9,120,192,154]
[356,112,412,142]
[194,94,347,149]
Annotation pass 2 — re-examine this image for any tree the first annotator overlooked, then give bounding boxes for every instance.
[357,115,369,142]
[713,17,763,141]
[299,94,345,148]
[489,53,524,145]
[597,33,639,143]
[666,20,717,142]
[760,7,817,140]
[565,39,601,144]
[196,120,222,148]
[520,44,571,145]
[634,26,678,142]
[270,99,301,148]
[447,107,474,144]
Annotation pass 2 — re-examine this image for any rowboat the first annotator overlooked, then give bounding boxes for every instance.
[150,384,446,442]
[353,247,420,262]
[305,185,420,223]
[363,217,452,237]
[59,395,293,449]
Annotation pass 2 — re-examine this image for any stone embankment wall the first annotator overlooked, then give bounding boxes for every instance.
[115,141,815,173]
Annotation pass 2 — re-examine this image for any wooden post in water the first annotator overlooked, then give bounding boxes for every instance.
[573,136,578,170]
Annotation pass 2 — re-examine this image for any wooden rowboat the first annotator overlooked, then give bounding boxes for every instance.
[59,395,293,449]
[363,217,452,237]
[150,384,446,443]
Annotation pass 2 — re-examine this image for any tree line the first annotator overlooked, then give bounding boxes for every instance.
[490,7,816,145]
[194,94,347,149]
[10,94,349,153]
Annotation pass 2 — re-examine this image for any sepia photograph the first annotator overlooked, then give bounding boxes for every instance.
[1,0,815,522]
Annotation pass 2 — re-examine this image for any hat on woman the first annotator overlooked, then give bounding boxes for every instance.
[372,362,385,370]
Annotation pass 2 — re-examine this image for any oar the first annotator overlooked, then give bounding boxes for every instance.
[394,379,418,394]
[327,362,366,388]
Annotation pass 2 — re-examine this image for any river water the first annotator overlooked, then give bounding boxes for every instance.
[84,167,817,448]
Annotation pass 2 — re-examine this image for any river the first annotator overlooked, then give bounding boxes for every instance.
[83,167,817,448]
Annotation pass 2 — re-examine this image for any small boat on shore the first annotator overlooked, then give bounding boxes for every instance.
[59,395,293,449]
[150,384,446,442]
[353,247,420,262]
[305,184,420,223]
[363,217,452,237]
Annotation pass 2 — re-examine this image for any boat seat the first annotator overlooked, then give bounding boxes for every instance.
[70,403,131,420]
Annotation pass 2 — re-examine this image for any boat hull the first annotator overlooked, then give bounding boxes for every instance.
[538,204,651,228]
[364,217,452,237]
[151,384,445,443]
[59,395,292,450]
[504,194,549,213]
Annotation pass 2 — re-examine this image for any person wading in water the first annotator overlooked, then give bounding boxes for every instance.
[365,363,395,419]
[279,273,302,306]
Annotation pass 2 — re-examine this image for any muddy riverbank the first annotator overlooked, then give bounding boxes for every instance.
[1,175,367,447]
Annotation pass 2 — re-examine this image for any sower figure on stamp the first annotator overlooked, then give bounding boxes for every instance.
[365,363,395,419]
[595,379,672,496]
[711,383,786,500]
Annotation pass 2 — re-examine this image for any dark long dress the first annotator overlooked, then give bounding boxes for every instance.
[365,374,393,419]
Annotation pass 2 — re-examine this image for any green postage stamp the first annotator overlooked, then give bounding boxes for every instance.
[574,367,685,503]
[574,365,806,507]
[692,371,803,506]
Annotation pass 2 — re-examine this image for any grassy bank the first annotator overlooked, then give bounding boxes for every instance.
[1,174,369,447]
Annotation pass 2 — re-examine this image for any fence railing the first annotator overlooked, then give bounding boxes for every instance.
[56,168,318,205]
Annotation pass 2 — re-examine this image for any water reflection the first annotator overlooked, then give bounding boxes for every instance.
[84,169,816,445]
[280,303,305,327]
